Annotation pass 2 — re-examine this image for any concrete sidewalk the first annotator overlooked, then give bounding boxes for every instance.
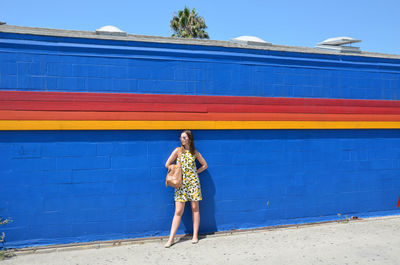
[2,215,400,265]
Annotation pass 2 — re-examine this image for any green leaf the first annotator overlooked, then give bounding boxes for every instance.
[170,6,210,39]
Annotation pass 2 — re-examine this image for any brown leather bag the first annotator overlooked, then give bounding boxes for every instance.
[165,149,183,188]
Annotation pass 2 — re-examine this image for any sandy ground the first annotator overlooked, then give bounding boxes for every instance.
[1,215,400,265]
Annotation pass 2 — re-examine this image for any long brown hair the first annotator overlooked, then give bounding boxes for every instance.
[180,130,196,156]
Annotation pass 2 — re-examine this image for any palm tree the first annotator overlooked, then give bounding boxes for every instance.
[170,7,209,39]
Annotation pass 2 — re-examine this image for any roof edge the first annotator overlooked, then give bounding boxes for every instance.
[0,24,399,60]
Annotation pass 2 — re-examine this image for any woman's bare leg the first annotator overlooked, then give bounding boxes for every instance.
[167,201,185,244]
[191,201,200,241]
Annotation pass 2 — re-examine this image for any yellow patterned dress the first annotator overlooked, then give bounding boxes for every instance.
[174,149,203,202]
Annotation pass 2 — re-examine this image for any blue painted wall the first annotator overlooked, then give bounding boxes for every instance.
[1,130,400,248]
[0,31,400,248]
[0,31,399,99]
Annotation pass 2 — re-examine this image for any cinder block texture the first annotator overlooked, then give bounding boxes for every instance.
[0,32,399,99]
[1,130,400,248]
[1,31,400,248]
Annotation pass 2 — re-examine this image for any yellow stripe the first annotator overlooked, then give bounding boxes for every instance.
[1,120,400,130]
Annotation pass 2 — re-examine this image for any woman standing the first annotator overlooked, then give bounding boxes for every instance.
[164,130,208,248]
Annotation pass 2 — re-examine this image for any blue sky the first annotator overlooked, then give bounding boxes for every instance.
[2,0,399,55]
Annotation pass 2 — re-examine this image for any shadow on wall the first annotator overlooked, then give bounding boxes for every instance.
[181,164,217,235]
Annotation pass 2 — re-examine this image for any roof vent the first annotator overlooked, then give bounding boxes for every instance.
[95,25,127,36]
[230,36,271,46]
[316,36,361,53]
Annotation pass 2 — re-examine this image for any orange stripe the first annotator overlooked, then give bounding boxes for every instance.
[1,110,400,121]
[1,120,400,130]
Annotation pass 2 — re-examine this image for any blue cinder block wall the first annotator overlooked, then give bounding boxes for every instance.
[1,31,399,99]
[0,30,400,248]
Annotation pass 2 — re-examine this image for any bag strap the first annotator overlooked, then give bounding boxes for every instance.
[176,147,183,164]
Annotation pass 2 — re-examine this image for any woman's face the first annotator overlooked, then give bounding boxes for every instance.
[180,133,189,146]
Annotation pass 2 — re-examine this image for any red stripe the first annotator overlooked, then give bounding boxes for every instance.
[3,101,399,115]
[397,195,400,207]
[206,104,400,114]
[0,101,208,113]
[1,90,400,108]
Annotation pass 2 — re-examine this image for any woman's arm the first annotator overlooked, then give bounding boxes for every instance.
[165,148,179,168]
[195,150,208,174]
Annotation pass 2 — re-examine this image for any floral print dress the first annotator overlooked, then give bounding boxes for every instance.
[174,149,203,202]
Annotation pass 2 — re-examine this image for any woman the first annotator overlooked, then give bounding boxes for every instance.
[164,130,208,248]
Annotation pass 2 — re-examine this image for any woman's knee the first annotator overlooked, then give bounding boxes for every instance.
[175,202,185,216]
[191,201,200,212]
[175,208,184,216]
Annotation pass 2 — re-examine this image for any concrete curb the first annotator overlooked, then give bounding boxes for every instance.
[7,214,400,256]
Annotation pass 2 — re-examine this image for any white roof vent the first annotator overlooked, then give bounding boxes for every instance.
[316,36,361,53]
[230,36,271,46]
[95,25,127,36]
